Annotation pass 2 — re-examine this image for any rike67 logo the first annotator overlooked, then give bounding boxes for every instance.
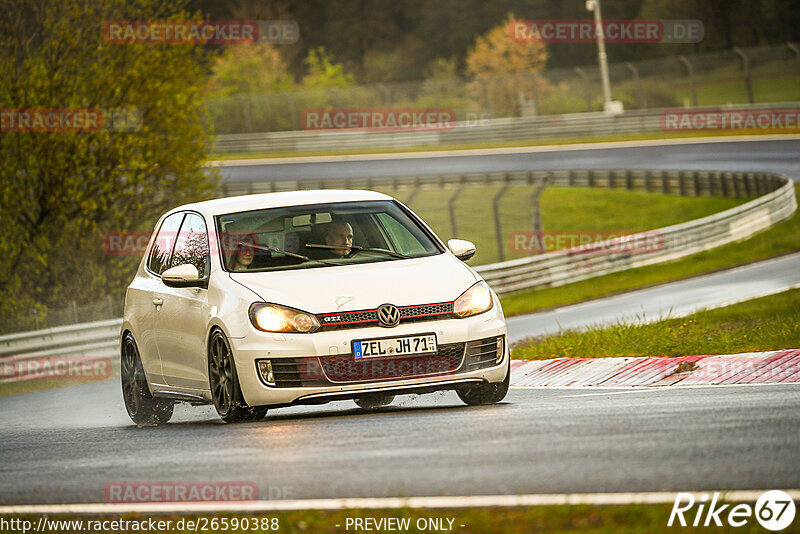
[668,490,796,530]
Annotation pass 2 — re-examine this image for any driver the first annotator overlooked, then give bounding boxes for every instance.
[321,221,353,257]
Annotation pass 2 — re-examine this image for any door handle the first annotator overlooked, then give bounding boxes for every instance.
[152,298,164,306]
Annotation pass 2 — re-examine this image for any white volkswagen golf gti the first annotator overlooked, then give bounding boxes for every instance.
[121,190,509,425]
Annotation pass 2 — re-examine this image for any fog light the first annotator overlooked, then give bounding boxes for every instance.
[496,336,504,364]
[258,360,274,385]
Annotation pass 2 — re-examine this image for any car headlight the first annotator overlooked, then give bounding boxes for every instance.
[249,303,320,333]
[454,281,493,318]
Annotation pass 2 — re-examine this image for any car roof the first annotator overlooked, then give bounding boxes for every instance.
[167,189,395,219]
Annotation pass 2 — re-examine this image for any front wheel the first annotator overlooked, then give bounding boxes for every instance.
[457,365,510,406]
[121,333,174,427]
[208,330,267,423]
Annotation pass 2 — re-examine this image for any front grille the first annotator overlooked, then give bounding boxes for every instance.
[260,336,501,388]
[316,301,455,331]
[319,342,465,383]
[464,336,503,371]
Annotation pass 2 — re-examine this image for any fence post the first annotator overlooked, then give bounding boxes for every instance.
[71,301,79,324]
[624,62,644,108]
[678,56,697,107]
[239,95,253,132]
[405,177,421,207]
[787,42,800,70]
[573,68,592,111]
[478,78,490,114]
[448,177,467,238]
[530,175,549,254]
[732,47,755,104]
[286,93,299,130]
[525,73,541,116]
[493,176,511,262]
[378,84,391,105]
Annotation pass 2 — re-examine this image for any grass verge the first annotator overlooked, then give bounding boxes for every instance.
[378,185,745,266]
[7,504,773,533]
[511,288,800,361]
[500,184,800,317]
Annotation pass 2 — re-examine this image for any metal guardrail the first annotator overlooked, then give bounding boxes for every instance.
[475,170,796,294]
[0,319,122,383]
[213,102,800,154]
[1,169,795,379]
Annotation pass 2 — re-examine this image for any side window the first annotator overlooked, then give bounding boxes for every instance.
[148,213,184,275]
[375,213,427,255]
[170,213,210,279]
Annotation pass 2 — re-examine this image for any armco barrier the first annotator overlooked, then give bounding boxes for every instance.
[0,319,121,382]
[0,169,795,374]
[213,102,800,155]
[474,170,796,294]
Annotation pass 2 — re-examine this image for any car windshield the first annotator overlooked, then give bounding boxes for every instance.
[215,200,441,272]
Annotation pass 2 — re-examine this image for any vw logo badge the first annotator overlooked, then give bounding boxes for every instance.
[377,304,400,328]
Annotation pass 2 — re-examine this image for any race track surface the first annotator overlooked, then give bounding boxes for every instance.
[1,382,798,504]
[218,138,800,183]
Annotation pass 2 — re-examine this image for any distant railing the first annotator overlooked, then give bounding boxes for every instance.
[212,102,800,155]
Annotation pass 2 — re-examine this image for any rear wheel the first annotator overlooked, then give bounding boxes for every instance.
[457,365,510,406]
[121,333,174,426]
[354,393,394,410]
[208,330,267,423]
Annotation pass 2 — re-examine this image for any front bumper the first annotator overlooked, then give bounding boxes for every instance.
[230,306,508,407]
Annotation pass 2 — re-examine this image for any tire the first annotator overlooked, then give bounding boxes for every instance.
[121,333,174,427]
[457,364,510,406]
[354,393,394,410]
[208,329,268,423]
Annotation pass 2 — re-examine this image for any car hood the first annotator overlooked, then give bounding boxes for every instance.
[229,254,479,313]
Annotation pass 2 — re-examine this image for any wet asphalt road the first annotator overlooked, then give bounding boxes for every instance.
[1,381,798,504]
[1,138,798,505]
[218,137,800,183]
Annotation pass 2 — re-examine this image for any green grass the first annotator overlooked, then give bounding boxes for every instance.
[372,185,745,266]
[210,130,796,161]
[500,184,800,317]
[512,288,800,361]
[8,504,778,533]
[673,73,800,107]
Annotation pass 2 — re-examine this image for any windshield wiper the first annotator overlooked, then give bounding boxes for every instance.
[244,242,346,267]
[305,243,410,259]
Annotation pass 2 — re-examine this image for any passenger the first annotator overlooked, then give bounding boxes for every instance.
[229,234,257,271]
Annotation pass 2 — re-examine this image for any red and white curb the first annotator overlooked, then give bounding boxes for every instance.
[510,349,800,387]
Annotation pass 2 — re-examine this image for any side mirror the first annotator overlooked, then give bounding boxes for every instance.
[162,264,202,287]
[447,239,476,261]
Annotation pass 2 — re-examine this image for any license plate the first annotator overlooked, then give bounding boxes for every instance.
[353,333,437,359]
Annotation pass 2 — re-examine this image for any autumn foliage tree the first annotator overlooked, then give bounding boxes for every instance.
[0,0,217,332]
[465,14,549,117]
